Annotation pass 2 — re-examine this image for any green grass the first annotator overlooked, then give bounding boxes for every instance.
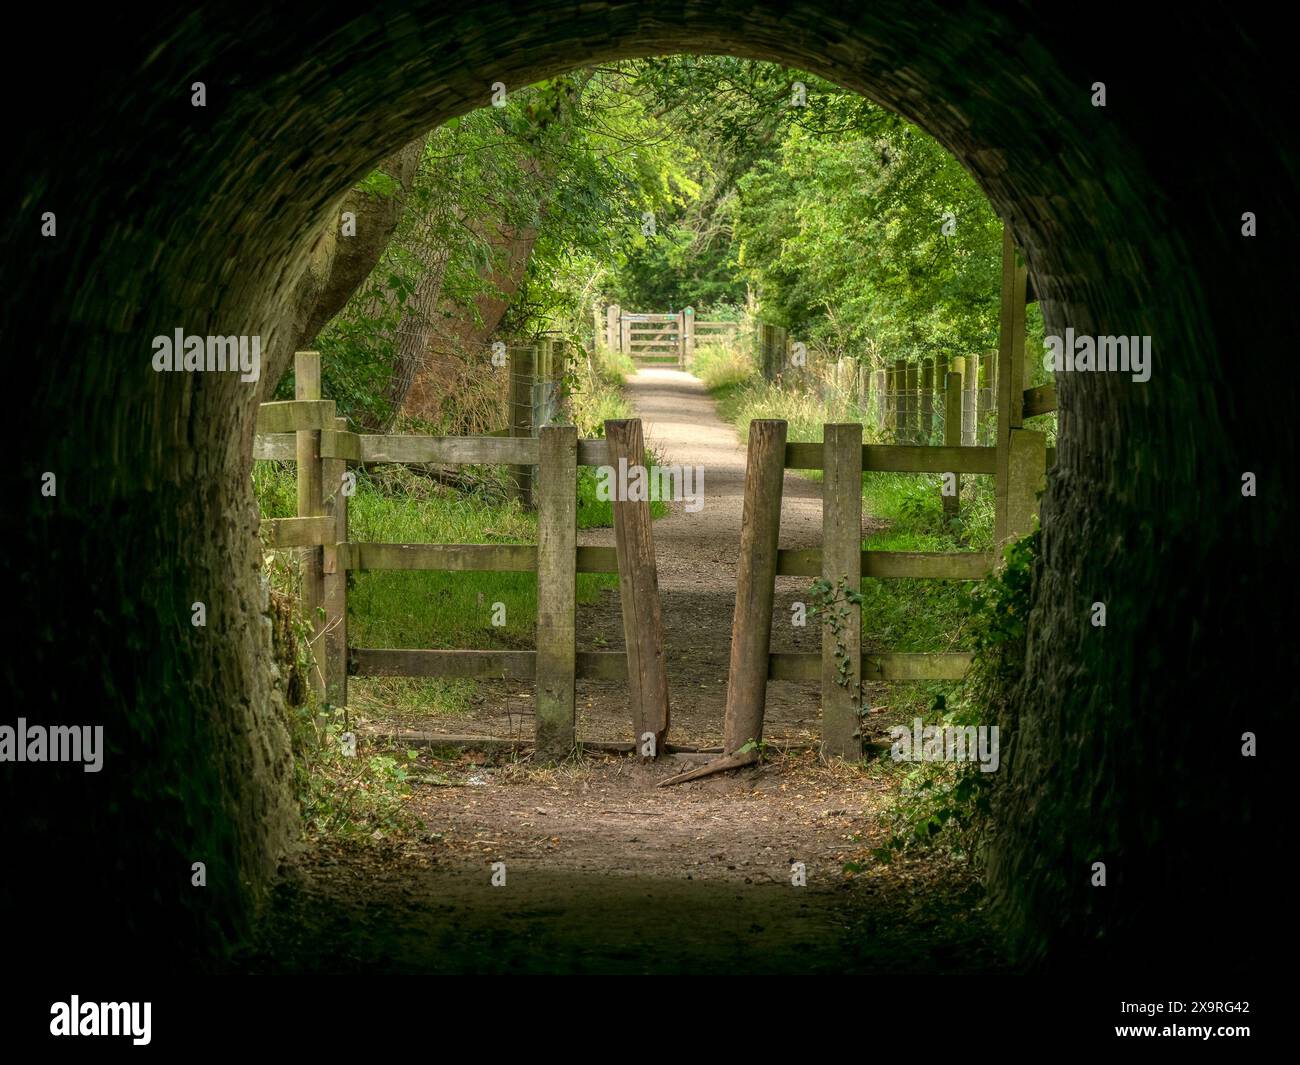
[688,342,755,391]
[254,461,620,719]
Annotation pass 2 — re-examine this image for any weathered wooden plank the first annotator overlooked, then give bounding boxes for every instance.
[509,347,535,504]
[1023,383,1057,417]
[723,419,787,754]
[335,542,615,574]
[768,652,974,682]
[783,443,997,474]
[904,362,919,444]
[348,648,626,680]
[1003,428,1047,547]
[995,225,1029,545]
[821,423,863,760]
[320,429,361,461]
[261,515,336,548]
[606,419,671,757]
[252,433,295,461]
[360,434,539,466]
[322,415,349,712]
[535,425,577,759]
[944,366,964,519]
[920,358,935,443]
[350,648,535,678]
[255,398,337,433]
[344,543,537,572]
[606,304,620,349]
[776,549,992,580]
[295,353,326,704]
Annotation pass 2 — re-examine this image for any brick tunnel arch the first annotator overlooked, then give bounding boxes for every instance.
[4,3,1289,973]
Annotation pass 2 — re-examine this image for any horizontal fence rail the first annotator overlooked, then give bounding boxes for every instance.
[254,430,613,468]
[349,648,629,681]
[768,652,975,682]
[783,442,998,474]
[775,549,993,580]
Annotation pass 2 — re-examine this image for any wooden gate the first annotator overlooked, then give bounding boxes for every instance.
[714,226,1051,763]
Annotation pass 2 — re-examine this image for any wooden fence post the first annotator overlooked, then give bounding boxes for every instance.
[722,419,788,755]
[535,425,577,759]
[943,364,964,520]
[534,338,558,429]
[821,423,863,760]
[994,224,1029,548]
[509,345,535,505]
[604,419,671,756]
[890,359,904,442]
[920,358,934,444]
[904,361,918,445]
[1004,428,1047,545]
[607,304,620,350]
[620,313,631,355]
[874,369,886,431]
[322,414,349,717]
[294,351,326,705]
[963,355,978,445]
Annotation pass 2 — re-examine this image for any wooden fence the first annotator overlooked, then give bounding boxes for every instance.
[721,226,1053,759]
[253,352,668,760]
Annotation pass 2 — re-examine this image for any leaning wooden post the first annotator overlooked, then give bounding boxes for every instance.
[295,351,326,705]
[509,346,535,505]
[535,425,578,759]
[821,423,863,760]
[723,419,787,755]
[605,419,671,757]
[943,362,964,520]
[994,224,1029,548]
[322,414,350,719]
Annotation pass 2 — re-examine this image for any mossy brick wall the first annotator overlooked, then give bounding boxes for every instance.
[1,2,1292,971]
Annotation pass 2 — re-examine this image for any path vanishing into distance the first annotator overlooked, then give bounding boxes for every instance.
[248,371,999,974]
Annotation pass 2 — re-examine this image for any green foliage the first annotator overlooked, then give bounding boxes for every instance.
[870,530,1039,864]
[289,716,421,840]
[808,576,867,728]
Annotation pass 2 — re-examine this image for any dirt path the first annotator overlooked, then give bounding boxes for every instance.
[254,371,998,973]
[574,367,830,746]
